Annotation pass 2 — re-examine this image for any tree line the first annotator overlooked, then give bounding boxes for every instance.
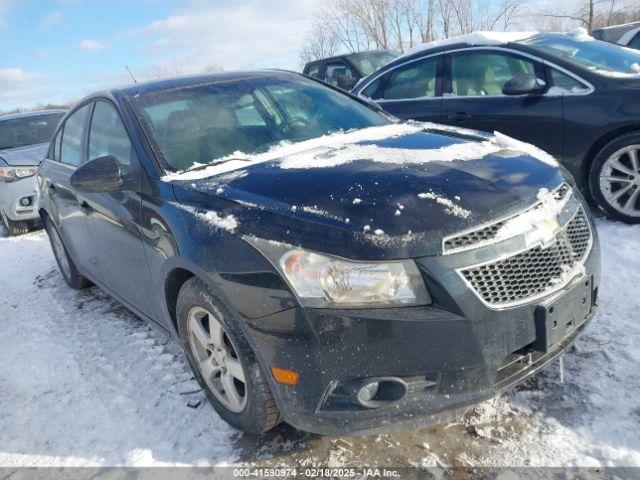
[299,0,640,66]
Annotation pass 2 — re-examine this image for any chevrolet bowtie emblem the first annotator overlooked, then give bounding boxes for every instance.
[525,216,560,247]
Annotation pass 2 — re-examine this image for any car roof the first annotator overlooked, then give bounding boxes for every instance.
[83,70,299,101]
[0,109,67,122]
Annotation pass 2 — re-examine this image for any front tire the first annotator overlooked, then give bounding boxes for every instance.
[589,133,640,224]
[176,277,281,434]
[44,219,92,289]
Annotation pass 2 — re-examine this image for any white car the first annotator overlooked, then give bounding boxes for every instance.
[0,110,65,235]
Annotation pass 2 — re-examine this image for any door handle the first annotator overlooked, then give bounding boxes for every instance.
[447,112,472,122]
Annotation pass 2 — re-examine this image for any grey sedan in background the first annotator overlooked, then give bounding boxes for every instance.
[0,110,65,235]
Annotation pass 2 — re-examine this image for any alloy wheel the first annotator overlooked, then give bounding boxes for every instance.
[187,306,248,413]
[599,145,640,218]
[49,226,72,279]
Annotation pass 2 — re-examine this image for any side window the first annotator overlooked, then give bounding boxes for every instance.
[549,68,590,93]
[306,64,321,79]
[361,77,381,98]
[60,104,91,166]
[50,129,62,161]
[629,33,640,50]
[451,51,536,96]
[378,57,438,100]
[325,62,358,89]
[88,101,134,173]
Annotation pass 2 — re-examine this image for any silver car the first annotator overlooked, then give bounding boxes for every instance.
[0,109,65,235]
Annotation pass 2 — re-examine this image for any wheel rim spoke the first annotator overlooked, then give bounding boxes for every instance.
[602,175,632,183]
[189,316,210,348]
[209,320,224,348]
[225,357,245,382]
[629,149,639,173]
[624,188,640,213]
[612,183,633,200]
[221,373,243,410]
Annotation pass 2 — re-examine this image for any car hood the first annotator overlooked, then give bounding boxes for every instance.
[171,128,567,259]
[0,143,48,166]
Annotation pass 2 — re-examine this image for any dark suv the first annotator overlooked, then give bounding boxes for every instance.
[303,50,398,90]
[38,71,599,435]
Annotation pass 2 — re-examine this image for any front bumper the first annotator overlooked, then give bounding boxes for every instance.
[240,193,601,435]
[0,176,39,221]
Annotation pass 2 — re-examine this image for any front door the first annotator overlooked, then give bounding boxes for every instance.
[43,103,97,276]
[440,49,563,159]
[81,99,154,315]
[368,55,443,123]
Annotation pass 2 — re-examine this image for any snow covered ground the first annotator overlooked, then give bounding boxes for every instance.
[0,215,639,467]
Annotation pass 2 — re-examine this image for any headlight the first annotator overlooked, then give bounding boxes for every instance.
[248,238,431,308]
[0,166,37,182]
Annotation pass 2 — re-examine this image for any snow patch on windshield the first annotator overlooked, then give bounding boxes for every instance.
[417,191,471,219]
[162,123,559,182]
[162,123,422,181]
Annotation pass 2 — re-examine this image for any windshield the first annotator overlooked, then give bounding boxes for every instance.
[350,51,399,76]
[130,73,389,171]
[522,34,640,75]
[0,112,65,150]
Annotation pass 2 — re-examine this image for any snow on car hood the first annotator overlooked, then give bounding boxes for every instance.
[170,125,567,259]
[0,142,48,166]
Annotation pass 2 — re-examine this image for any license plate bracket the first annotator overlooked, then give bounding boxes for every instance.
[533,276,593,352]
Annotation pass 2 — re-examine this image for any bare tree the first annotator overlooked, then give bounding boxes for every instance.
[534,0,639,31]
[299,23,340,66]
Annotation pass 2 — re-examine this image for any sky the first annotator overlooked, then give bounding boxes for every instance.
[0,0,322,110]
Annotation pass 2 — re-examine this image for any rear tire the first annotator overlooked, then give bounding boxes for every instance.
[589,132,640,224]
[44,218,92,289]
[1,211,29,236]
[176,277,281,434]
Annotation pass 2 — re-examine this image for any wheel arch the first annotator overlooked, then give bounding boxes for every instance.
[164,266,196,336]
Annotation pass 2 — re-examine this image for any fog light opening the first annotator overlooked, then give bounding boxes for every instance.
[353,377,407,408]
[19,197,33,207]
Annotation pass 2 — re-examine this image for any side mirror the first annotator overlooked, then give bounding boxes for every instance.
[502,74,546,96]
[70,155,124,193]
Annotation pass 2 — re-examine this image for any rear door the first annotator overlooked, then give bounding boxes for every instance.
[439,48,563,159]
[42,103,97,275]
[363,55,443,122]
[81,99,154,314]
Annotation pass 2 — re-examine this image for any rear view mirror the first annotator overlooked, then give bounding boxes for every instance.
[70,155,124,193]
[502,74,546,96]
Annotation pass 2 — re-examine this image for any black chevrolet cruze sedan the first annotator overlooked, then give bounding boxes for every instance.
[38,71,600,435]
[352,30,640,224]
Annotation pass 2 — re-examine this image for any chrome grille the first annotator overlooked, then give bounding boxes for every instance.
[460,208,591,307]
[444,183,571,253]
